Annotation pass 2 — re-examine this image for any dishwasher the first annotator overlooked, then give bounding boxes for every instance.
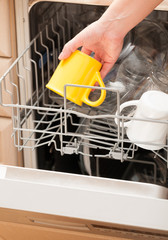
[0,0,168,239]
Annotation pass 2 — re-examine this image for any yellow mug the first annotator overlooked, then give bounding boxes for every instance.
[46,50,106,107]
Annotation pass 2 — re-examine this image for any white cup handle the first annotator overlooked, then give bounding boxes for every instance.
[115,100,139,127]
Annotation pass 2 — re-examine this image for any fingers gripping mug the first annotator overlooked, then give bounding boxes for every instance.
[46,50,106,107]
[115,90,168,150]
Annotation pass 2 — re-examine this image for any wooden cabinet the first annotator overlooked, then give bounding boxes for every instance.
[0,209,122,240]
[0,208,167,240]
[0,0,11,57]
[0,0,16,57]
[0,0,17,117]
[0,117,19,166]
[0,58,15,117]
[0,0,19,166]
[0,220,133,240]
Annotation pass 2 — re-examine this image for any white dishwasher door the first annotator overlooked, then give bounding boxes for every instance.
[0,164,168,237]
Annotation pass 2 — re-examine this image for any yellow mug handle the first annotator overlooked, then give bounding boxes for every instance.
[82,72,106,107]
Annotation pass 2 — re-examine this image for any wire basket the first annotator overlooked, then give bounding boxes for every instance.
[0,3,167,168]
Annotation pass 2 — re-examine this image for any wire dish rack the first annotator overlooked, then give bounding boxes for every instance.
[0,3,168,168]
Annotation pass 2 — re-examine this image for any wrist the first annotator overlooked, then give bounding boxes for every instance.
[98,0,163,42]
[97,17,127,44]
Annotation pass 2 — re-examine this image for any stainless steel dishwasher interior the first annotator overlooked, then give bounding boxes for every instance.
[0,2,168,196]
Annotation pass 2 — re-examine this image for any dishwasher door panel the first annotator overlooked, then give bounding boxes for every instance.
[0,165,168,235]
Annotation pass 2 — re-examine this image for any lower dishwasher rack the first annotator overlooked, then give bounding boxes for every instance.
[0,4,168,180]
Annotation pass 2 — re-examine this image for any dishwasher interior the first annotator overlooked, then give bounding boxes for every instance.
[1,2,168,188]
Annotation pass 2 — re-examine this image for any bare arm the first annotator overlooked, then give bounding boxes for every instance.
[59,0,163,78]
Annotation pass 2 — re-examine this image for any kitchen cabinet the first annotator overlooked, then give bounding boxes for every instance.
[0,207,167,240]
[0,0,16,58]
[0,221,130,240]
[0,117,21,166]
[0,0,16,117]
[0,58,16,117]
[0,0,11,57]
[29,0,168,9]
[0,0,19,166]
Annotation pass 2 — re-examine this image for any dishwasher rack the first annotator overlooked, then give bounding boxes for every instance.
[0,3,168,169]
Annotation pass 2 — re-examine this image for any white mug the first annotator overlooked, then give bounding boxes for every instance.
[115,90,168,150]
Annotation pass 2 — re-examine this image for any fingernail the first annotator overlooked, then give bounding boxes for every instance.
[58,52,64,60]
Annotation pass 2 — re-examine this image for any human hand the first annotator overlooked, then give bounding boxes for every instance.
[58,20,124,79]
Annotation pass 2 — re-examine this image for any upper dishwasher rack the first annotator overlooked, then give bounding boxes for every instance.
[0,3,168,168]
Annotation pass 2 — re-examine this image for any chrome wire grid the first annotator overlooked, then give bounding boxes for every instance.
[0,3,167,168]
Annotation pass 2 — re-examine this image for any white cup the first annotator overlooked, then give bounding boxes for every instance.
[115,90,168,150]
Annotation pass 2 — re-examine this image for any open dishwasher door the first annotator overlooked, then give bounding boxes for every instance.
[0,0,168,239]
[0,165,168,239]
